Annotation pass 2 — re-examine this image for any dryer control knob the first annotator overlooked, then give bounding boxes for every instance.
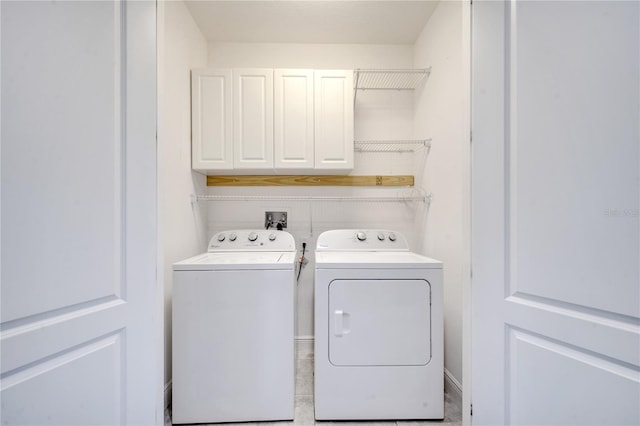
[217,234,226,242]
[377,233,385,241]
[229,233,237,242]
[269,233,276,241]
[248,232,258,242]
[388,233,397,242]
[356,232,367,241]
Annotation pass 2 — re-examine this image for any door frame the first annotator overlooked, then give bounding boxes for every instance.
[461,1,472,424]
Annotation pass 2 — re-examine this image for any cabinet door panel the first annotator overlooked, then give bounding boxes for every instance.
[314,70,354,170]
[191,69,232,171]
[274,69,314,170]
[233,69,274,169]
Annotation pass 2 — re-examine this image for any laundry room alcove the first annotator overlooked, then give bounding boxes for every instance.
[158,0,470,419]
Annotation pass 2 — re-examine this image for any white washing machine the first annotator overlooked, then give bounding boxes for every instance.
[172,230,296,424]
[314,229,443,420]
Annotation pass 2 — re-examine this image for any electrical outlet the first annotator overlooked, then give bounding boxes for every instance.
[265,211,287,229]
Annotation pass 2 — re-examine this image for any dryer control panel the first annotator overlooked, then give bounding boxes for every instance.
[208,230,296,252]
[316,229,409,251]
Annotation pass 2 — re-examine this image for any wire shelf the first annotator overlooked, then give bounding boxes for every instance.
[354,68,431,91]
[196,191,431,204]
[354,139,432,153]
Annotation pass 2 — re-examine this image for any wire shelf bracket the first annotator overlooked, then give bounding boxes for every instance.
[353,68,431,104]
[354,139,432,153]
[195,191,432,205]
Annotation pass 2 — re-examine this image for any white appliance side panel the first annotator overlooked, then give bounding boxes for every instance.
[172,269,295,424]
[329,279,431,366]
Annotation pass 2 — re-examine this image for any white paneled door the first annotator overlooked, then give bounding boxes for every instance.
[1,1,160,425]
[471,1,639,425]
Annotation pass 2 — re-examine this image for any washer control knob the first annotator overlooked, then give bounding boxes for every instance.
[388,233,397,242]
[217,234,226,242]
[248,232,258,242]
[269,233,276,241]
[229,233,237,242]
[356,232,367,241]
[377,233,385,241]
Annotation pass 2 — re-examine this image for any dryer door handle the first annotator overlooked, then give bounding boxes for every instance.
[334,310,351,337]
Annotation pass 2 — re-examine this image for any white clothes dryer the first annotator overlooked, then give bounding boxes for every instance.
[172,230,296,424]
[314,229,443,420]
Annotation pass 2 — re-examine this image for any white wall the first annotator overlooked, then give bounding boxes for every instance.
[208,42,412,69]
[158,0,208,404]
[413,0,467,390]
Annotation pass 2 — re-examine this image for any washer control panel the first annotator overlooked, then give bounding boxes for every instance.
[208,230,295,252]
[316,229,409,251]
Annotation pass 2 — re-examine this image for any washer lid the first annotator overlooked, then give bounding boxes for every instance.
[315,251,442,269]
[173,252,296,271]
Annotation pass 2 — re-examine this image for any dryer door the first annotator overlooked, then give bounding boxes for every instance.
[328,279,431,366]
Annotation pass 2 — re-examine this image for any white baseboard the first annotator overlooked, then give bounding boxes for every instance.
[444,368,462,406]
[295,335,314,359]
[164,380,172,410]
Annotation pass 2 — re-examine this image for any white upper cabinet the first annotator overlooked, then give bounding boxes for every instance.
[233,69,274,170]
[274,69,314,170]
[191,69,233,170]
[314,70,354,170]
[192,68,353,174]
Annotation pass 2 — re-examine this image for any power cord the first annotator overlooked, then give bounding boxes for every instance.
[296,242,307,283]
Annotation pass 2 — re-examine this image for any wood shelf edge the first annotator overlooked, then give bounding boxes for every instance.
[206,175,415,187]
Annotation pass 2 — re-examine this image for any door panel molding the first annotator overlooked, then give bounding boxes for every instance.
[508,292,640,326]
[1,332,125,425]
[506,326,639,425]
[504,297,640,367]
[505,0,639,317]
[0,296,124,333]
[1,299,126,375]
[1,0,126,323]
[1,331,125,389]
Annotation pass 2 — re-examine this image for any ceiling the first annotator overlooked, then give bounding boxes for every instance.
[184,1,439,45]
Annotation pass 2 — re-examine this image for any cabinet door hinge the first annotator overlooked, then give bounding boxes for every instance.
[470,403,473,416]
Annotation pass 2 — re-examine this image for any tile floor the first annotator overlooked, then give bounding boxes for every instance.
[167,353,462,426]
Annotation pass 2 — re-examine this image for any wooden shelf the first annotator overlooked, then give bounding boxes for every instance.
[206,175,414,187]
